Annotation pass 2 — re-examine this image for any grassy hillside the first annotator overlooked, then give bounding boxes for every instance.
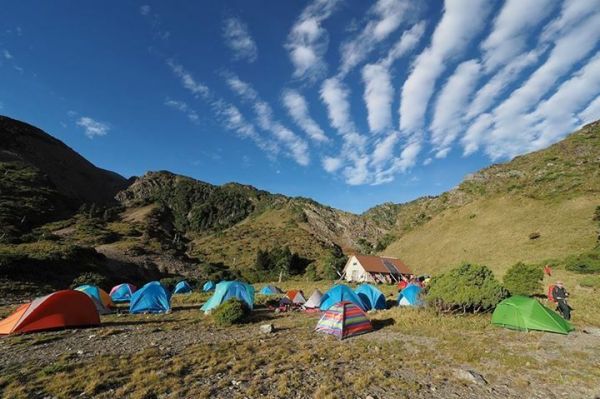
[381,121,600,274]
[383,196,598,275]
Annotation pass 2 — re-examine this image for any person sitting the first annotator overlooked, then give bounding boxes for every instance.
[551,281,571,320]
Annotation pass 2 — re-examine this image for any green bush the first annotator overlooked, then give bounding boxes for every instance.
[579,275,600,289]
[503,262,544,296]
[212,298,249,326]
[565,250,600,274]
[71,272,108,289]
[426,263,507,313]
[159,277,181,290]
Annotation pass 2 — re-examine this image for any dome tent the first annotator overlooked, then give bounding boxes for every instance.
[492,296,574,335]
[129,281,172,314]
[202,281,216,292]
[174,280,193,294]
[354,284,386,310]
[315,301,373,340]
[292,291,306,304]
[0,290,100,335]
[304,290,323,309]
[320,285,366,311]
[76,285,113,314]
[110,283,137,303]
[260,285,283,295]
[397,284,423,307]
[201,281,255,314]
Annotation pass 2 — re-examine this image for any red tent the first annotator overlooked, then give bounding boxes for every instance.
[0,290,100,335]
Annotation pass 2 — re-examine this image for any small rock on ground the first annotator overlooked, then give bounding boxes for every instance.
[454,369,487,385]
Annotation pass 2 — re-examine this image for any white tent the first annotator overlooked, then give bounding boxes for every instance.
[292,291,306,304]
[304,289,323,308]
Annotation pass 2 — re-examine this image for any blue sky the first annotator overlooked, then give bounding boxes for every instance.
[1,1,600,213]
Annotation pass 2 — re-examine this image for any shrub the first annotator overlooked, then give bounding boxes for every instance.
[71,272,108,289]
[159,277,181,290]
[304,263,318,281]
[579,275,600,289]
[426,263,507,313]
[503,262,544,296]
[565,250,600,274]
[212,298,249,326]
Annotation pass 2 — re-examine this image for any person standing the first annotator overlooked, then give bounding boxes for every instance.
[551,281,571,320]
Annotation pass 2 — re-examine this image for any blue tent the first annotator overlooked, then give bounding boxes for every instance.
[129,281,172,314]
[398,284,423,307]
[320,285,366,311]
[354,284,386,310]
[201,281,255,313]
[202,281,216,292]
[174,280,192,294]
[110,283,136,303]
[260,285,282,295]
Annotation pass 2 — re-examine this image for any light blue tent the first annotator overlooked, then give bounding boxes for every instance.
[110,283,136,303]
[320,285,366,311]
[174,280,192,294]
[202,281,216,292]
[260,285,282,295]
[129,281,172,314]
[201,281,255,313]
[398,284,423,307]
[354,284,386,310]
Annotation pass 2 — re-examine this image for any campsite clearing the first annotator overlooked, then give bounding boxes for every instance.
[1,273,599,398]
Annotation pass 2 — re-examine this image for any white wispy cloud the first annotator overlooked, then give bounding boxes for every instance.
[76,116,109,139]
[3,50,13,60]
[285,0,340,82]
[225,74,310,166]
[166,59,210,98]
[282,89,328,143]
[222,17,258,63]
[338,0,416,76]
[430,59,482,158]
[362,64,393,134]
[212,99,279,157]
[483,13,600,159]
[320,77,355,134]
[526,52,600,151]
[480,0,556,72]
[164,98,199,124]
[140,5,151,16]
[322,156,342,173]
[361,22,426,135]
[399,0,492,134]
[578,95,600,125]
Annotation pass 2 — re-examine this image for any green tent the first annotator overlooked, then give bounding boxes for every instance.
[491,296,573,335]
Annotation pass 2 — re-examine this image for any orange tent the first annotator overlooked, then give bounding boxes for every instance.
[0,290,100,335]
[287,290,303,301]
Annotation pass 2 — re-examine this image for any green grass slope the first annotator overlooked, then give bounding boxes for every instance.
[382,121,600,275]
[383,195,598,275]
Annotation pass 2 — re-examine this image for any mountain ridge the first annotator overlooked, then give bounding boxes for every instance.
[1,114,599,295]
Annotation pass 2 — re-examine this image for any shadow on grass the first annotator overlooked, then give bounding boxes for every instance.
[371,318,395,331]
[171,304,201,311]
[101,319,179,327]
